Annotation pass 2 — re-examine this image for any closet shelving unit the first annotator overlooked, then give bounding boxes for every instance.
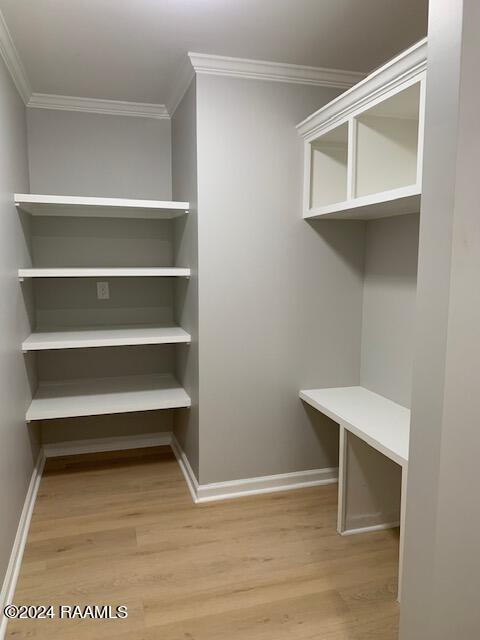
[297,38,427,600]
[18,193,192,421]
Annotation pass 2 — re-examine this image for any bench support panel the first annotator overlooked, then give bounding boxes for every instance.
[337,423,405,599]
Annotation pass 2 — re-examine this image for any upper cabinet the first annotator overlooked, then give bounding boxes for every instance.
[298,39,427,220]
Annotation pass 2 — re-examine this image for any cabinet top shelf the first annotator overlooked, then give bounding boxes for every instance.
[14,193,190,219]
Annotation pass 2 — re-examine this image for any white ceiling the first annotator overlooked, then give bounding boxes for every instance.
[0,0,428,105]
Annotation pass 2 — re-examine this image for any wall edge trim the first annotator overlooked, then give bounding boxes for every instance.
[0,9,32,103]
[0,450,45,639]
[188,51,365,89]
[42,432,173,457]
[27,93,169,119]
[196,466,339,503]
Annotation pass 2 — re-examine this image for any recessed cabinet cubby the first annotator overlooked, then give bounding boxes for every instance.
[309,123,348,209]
[300,74,425,220]
[354,83,421,198]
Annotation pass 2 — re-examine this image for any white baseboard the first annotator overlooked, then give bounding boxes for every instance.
[170,434,199,503]
[42,432,173,457]
[0,450,45,640]
[171,435,337,503]
[341,520,400,536]
[196,466,338,503]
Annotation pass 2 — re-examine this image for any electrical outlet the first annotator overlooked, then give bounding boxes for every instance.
[97,281,110,300]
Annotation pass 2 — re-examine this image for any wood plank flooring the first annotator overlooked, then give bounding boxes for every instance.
[7,446,400,639]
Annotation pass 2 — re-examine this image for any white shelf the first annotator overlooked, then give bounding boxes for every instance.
[26,373,191,421]
[22,325,191,351]
[299,386,410,467]
[18,267,191,281]
[15,194,190,219]
[304,184,421,221]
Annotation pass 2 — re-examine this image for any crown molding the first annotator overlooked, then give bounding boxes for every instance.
[166,57,195,117]
[0,10,32,103]
[188,52,365,89]
[297,38,428,140]
[27,93,169,119]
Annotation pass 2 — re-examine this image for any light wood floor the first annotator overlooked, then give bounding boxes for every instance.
[7,447,400,639]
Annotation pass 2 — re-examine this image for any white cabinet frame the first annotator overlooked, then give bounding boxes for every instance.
[298,39,427,221]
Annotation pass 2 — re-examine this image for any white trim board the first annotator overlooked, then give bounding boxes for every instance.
[0,451,45,640]
[196,467,338,503]
[166,57,195,117]
[340,521,400,536]
[42,432,173,458]
[22,54,363,120]
[188,52,364,89]
[170,435,199,504]
[171,435,337,503]
[297,37,427,139]
[0,10,31,104]
[27,93,169,119]
[0,4,363,115]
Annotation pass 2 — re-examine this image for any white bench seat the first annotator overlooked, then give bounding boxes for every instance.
[299,386,410,467]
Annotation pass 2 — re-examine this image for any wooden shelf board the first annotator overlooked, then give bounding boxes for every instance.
[26,373,191,421]
[304,185,421,221]
[299,386,410,466]
[22,325,191,351]
[18,267,191,280]
[15,193,190,219]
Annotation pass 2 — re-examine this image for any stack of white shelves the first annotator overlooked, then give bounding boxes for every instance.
[18,193,192,421]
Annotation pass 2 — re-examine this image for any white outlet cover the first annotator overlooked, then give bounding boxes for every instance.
[97,281,110,300]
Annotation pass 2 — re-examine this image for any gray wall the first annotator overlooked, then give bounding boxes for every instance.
[171,81,200,478]
[0,57,39,598]
[26,107,175,444]
[195,74,365,483]
[360,213,419,407]
[401,0,480,636]
[27,108,172,199]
